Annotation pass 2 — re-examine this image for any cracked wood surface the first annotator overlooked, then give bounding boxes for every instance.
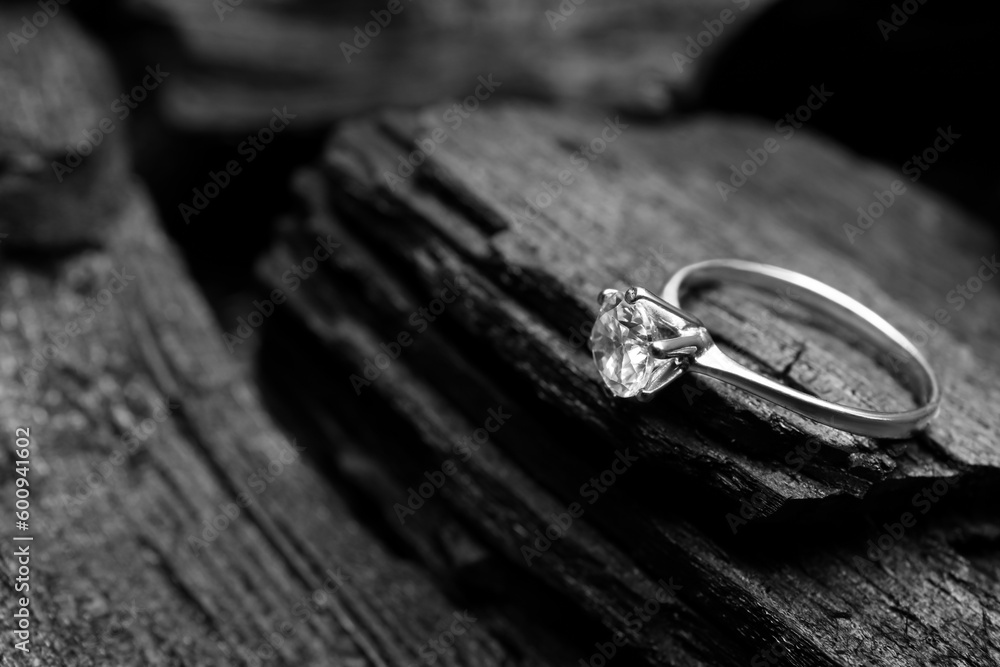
[2,3,998,665]
[0,12,583,667]
[254,104,1000,665]
[0,182,587,666]
[318,105,1000,517]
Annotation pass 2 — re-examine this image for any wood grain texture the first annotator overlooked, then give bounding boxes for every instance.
[314,105,1000,515]
[0,177,610,666]
[0,15,585,667]
[0,4,130,248]
[0,181,594,666]
[3,3,997,665]
[78,0,773,132]
[256,104,1000,665]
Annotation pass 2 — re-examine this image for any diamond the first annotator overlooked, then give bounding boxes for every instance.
[589,292,657,397]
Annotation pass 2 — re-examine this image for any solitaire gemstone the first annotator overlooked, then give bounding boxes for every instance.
[590,293,656,397]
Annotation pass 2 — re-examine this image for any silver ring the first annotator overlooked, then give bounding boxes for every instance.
[589,259,940,439]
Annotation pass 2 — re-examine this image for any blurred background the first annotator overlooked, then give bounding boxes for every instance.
[1,1,997,665]
[7,0,993,329]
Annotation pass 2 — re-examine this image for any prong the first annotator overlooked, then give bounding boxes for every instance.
[598,288,619,306]
[629,286,676,310]
[650,330,712,359]
[643,362,688,395]
[629,286,705,329]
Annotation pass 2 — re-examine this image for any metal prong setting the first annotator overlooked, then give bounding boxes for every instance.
[598,288,619,306]
[639,305,713,395]
[627,286,703,327]
[592,284,714,400]
[650,330,712,360]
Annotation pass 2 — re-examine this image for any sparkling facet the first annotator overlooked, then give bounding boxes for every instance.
[589,293,656,397]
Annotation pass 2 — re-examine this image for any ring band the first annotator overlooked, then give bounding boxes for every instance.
[589,259,940,439]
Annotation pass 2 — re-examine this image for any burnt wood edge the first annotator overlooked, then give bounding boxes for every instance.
[253,191,1000,666]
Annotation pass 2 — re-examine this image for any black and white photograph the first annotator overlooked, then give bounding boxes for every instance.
[0,0,998,665]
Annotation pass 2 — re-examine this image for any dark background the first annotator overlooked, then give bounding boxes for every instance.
[1,1,997,665]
